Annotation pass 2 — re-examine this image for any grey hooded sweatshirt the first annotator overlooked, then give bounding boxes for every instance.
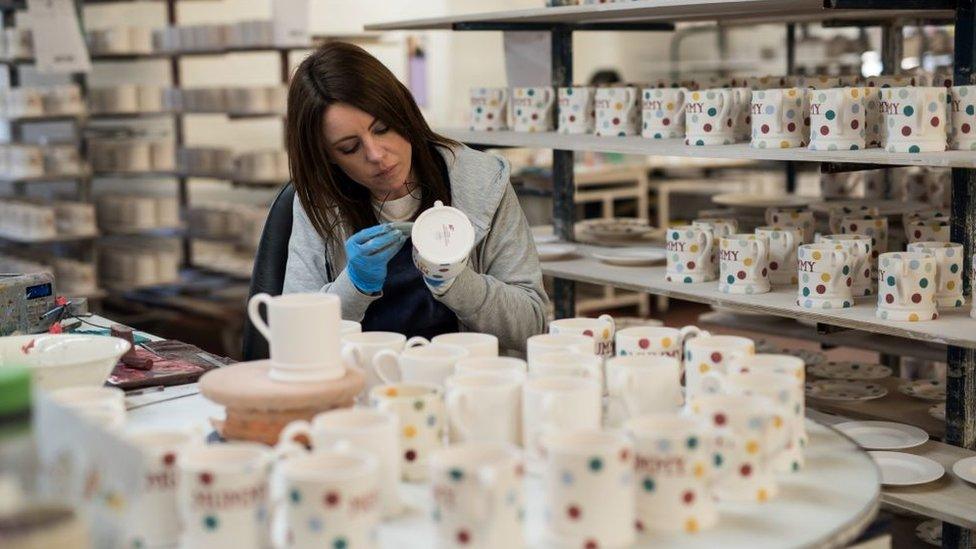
[282,144,549,352]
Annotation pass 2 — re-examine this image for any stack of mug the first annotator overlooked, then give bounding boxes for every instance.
[0,85,84,118]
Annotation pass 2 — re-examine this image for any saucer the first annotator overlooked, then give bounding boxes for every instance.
[899,379,946,401]
[869,451,944,486]
[808,361,892,381]
[952,456,976,486]
[834,420,928,450]
[805,380,887,401]
[591,248,666,266]
[536,243,578,261]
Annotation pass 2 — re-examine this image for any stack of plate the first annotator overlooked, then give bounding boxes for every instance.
[575,218,662,246]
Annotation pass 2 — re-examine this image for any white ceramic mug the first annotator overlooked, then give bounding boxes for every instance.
[526,333,594,365]
[626,414,727,533]
[455,356,527,377]
[880,86,948,153]
[558,86,596,135]
[840,216,888,256]
[368,383,445,481]
[641,87,686,139]
[528,350,604,394]
[429,443,524,549]
[469,87,509,131]
[719,233,770,294]
[755,225,801,286]
[341,331,429,394]
[684,335,755,401]
[693,218,738,278]
[432,332,498,358]
[615,325,705,360]
[549,314,615,357]
[541,430,634,547]
[751,87,807,148]
[765,207,815,243]
[877,251,940,321]
[808,86,868,150]
[512,86,555,132]
[273,450,381,549]
[123,429,197,548]
[521,376,601,473]
[796,243,854,310]
[905,219,951,243]
[247,293,345,382]
[445,372,523,445]
[907,241,965,308]
[276,408,401,517]
[828,205,880,234]
[687,394,790,503]
[684,88,735,145]
[665,224,716,283]
[817,234,874,297]
[411,200,475,288]
[948,85,976,150]
[606,355,682,420]
[372,343,470,386]
[176,442,272,549]
[594,86,640,137]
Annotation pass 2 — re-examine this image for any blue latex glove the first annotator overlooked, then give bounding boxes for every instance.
[345,224,406,294]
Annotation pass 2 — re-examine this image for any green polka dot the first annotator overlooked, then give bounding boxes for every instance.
[920,278,928,288]
[642,477,655,492]
[414,400,425,411]
[203,515,219,531]
[589,457,603,472]
[826,110,836,121]
[909,145,921,153]
[333,537,348,549]
[887,276,896,286]
[707,107,717,116]
[904,105,914,117]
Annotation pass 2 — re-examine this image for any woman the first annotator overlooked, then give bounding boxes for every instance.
[282,42,548,352]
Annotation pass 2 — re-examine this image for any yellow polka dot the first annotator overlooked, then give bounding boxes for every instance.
[791,276,798,284]
[385,387,398,397]
[773,416,784,428]
[699,363,710,373]
[403,425,417,438]
[666,102,674,109]
[787,89,796,97]
[685,518,699,533]
[489,99,498,107]
[757,488,769,502]
[948,281,956,290]
[812,251,822,261]
[821,273,831,283]
[692,92,701,101]
[614,102,623,110]
[780,140,790,148]
[602,328,610,340]
[690,244,699,253]
[692,404,701,414]
[744,258,753,267]
[746,440,760,455]
[662,337,673,348]
[851,89,860,98]
[693,462,706,478]
[909,313,919,322]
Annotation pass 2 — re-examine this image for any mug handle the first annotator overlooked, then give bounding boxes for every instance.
[405,336,429,348]
[446,389,475,442]
[829,249,851,293]
[748,238,769,280]
[781,230,797,264]
[372,349,402,384]
[474,465,499,524]
[247,293,273,343]
[341,346,363,374]
[597,314,616,337]
[718,89,733,121]
[276,419,312,451]
[678,325,703,345]
[696,229,714,270]
[675,88,688,116]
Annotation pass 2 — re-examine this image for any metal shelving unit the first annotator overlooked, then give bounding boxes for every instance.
[368,2,976,547]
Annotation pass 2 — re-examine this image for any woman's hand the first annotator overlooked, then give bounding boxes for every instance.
[345,224,406,294]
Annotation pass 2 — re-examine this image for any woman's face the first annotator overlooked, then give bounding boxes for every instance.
[323,102,413,200]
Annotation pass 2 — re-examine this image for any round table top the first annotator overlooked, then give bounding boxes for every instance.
[198,360,364,410]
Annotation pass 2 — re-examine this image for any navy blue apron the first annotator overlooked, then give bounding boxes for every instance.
[359,237,459,338]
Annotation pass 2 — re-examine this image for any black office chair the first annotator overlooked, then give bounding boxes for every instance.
[241,183,295,361]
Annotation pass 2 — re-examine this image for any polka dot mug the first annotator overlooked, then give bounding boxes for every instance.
[625,414,729,534]
[880,86,948,153]
[796,243,854,309]
[905,219,951,243]
[727,353,807,458]
[906,242,965,308]
[755,226,802,286]
[549,314,616,357]
[429,443,524,549]
[557,86,595,135]
[469,87,509,132]
[665,224,716,283]
[808,87,868,151]
[719,233,771,295]
[615,325,707,360]
[684,335,755,401]
[828,204,880,234]
[876,252,939,321]
[522,376,602,474]
[765,207,815,243]
[750,87,808,149]
[840,216,888,256]
[541,430,635,548]
[816,234,875,297]
[511,86,555,133]
[684,88,736,146]
[594,86,640,137]
[948,85,976,150]
[369,383,446,481]
[693,218,738,278]
[641,86,687,139]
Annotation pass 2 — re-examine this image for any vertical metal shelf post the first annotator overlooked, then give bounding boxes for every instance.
[946,2,976,548]
[167,0,191,268]
[551,25,575,319]
[785,23,797,193]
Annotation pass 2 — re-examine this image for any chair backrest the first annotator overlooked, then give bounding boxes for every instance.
[241,183,295,361]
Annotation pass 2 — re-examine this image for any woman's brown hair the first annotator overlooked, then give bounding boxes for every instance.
[286,41,458,245]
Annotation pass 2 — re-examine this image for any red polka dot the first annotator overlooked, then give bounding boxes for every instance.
[405,450,417,461]
[804,116,811,126]
[726,118,733,127]
[885,294,894,304]
[567,505,582,520]
[710,352,722,363]
[820,125,830,136]
[864,269,870,278]
[745,116,751,125]
[663,118,671,126]
[714,413,727,426]
[963,123,971,134]
[583,329,594,337]
[324,491,340,506]
[816,284,826,294]
[846,278,853,287]
[787,122,796,132]
[770,261,779,270]
[911,293,922,303]
[740,464,752,477]
[761,124,770,134]
[761,268,768,277]
[638,338,650,349]
[914,230,922,239]
[199,472,213,485]
[612,117,620,125]
[163,453,176,467]
[569,115,576,122]
[931,117,940,127]
[901,126,912,137]
[620,448,630,462]
[486,113,494,120]
[457,530,471,544]
[683,490,695,504]
[635,519,645,532]
[531,113,538,120]
[849,223,858,231]
[736,271,746,280]
[687,261,696,269]
[851,119,859,130]
[585,540,599,549]
[704,123,713,132]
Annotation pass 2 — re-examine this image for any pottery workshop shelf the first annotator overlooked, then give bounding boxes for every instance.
[540,244,976,351]
[438,129,976,170]
[365,0,953,30]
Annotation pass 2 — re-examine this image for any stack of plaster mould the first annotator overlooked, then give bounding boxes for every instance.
[98,240,181,288]
[96,195,180,232]
[0,253,98,296]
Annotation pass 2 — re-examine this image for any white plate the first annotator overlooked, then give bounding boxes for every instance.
[808,361,892,381]
[712,193,815,209]
[579,218,654,239]
[834,421,929,450]
[536,243,577,261]
[952,456,976,486]
[869,451,944,486]
[591,248,666,266]
[929,402,946,422]
[533,233,559,244]
[899,379,946,401]
[805,380,887,401]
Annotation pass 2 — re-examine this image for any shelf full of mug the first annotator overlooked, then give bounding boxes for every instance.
[365,0,954,30]
[86,84,287,119]
[86,143,288,184]
[538,242,976,350]
[0,143,87,183]
[458,74,976,169]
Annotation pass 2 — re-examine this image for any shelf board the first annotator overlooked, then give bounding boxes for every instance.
[365,0,953,30]
[440,128,976,169]
[0,231,99,243]
[87,111,177,120]
[0,173,89,184]
[2,114,85,123]
[91,45,313,62]
[100,226,184,237]
[541,244,976,350]
[231,178,286,187]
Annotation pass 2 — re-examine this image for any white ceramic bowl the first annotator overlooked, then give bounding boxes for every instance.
[0,334,130,390]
